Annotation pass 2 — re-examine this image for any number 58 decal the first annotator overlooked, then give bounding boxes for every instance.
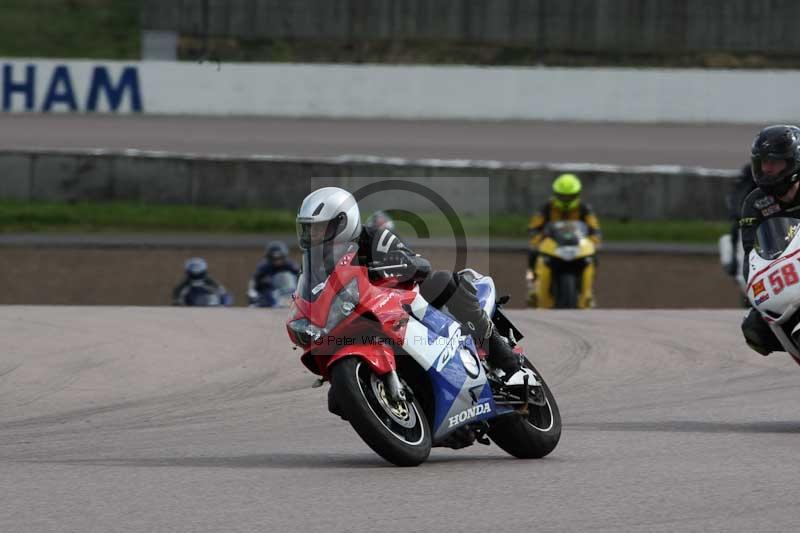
[768,263,800,294]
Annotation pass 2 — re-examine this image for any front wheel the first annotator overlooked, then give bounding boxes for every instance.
[554,273,578,309]
[488,359,561,458]
[331,357,431,466]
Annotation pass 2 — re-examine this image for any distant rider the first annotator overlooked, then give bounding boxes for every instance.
[740,125,800,355]
[171,257,228,306]
[248,241,300,304]
[527,173,602,304]
[365,210,396,233]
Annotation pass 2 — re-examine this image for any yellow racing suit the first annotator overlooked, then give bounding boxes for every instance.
[527,200,602,306]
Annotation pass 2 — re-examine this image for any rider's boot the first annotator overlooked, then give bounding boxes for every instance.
[446,277,522,379]
[742,308,784,357]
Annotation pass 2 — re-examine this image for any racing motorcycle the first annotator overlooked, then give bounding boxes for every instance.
[177,282,233,307]
[286,242,561,466]
[527,220,596,309]
[746,217,800,366]
[248,271,298,308]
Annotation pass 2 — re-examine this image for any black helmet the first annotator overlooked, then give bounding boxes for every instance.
[265,240,289,263]
[751,125,800,197]
[740,163,753,182]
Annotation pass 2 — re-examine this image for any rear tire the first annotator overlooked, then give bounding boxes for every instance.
[488,359,561,459]
[331,357,431,466]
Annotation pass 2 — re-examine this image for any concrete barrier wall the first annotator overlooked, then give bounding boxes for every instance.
[142,0,800,55]
[0,149,737,220]
[2,58,800,123]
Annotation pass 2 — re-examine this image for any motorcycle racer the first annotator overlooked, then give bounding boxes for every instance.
[365,210,396,233]
[296,187,523,379]
[740,125,800,355]
[171,257,229,306]
[248,241,300,305]
[527,173,602,304]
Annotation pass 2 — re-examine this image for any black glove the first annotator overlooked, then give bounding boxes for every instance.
[381,251,430,282]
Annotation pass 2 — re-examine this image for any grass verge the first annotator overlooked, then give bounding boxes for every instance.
[0,0,139,59]
[0,201,729,243]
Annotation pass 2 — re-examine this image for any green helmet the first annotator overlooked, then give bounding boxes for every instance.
[552,173,582,210]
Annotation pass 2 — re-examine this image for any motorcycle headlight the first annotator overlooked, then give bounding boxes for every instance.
[288,278,360,347]
[288,318,325,346]
[556,246,579,261]
[325,278,360,331]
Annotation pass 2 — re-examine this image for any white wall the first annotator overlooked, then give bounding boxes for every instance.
[1,58,797,123]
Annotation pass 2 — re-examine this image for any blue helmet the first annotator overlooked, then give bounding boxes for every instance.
[184,257,208,280]
[265,240,289,263]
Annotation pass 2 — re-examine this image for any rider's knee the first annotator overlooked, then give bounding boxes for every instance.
[419,270,457,308]
[741,310,783,354]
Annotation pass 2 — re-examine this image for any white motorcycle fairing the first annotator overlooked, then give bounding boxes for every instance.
[746,223,800,364]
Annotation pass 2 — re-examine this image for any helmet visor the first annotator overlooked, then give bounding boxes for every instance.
[554,193,579,209]
[267,250,287,262]
[296,215,348,250]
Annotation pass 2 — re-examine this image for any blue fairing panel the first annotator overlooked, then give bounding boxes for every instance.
[426,328,497,441]
[420,305,456,342]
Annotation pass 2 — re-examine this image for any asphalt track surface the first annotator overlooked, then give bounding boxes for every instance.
[2,307,798,532]
[0,115,758,168]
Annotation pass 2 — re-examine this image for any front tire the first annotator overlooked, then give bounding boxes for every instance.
[488,359,561,458]
[331,357,431,466]
[554,273,578,309]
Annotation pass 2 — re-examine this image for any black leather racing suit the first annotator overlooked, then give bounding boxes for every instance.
[739,187,800,354]
[355,225,521,374]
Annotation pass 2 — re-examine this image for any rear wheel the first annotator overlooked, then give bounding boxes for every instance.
[331,357,431,466]
[488,359,561,458]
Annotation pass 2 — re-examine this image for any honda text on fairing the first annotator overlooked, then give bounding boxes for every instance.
[529,220,596,309]
[746,217,800,365]
[286,242,561,466]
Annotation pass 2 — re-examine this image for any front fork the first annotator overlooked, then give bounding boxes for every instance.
[384,370,407,402]
[314,368,407,403]
[323,344,408,403]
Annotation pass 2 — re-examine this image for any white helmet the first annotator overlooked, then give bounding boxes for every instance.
[296,187,361,250]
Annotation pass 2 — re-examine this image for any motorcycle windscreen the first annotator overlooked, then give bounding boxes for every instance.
[754,217,800,260]
[186,285,221,306]
[298,241,359,301]
[271,271,298,294]
[546,220,587,245]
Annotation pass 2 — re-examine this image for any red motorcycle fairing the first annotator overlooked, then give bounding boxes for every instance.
[326,343,396,375]
[290,252,417,379]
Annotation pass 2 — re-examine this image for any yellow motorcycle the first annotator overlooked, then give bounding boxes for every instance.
[527,221,597,309]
